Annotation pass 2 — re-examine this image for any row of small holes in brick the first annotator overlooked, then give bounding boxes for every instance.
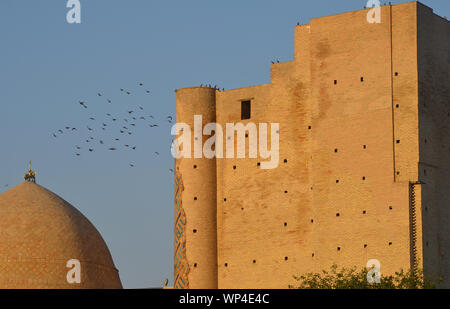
[333,73,399,85]
[193,242,398,268]
[190,206,394,233]
[205,241,395,268]
[334,145,367,152]
[306,207,394,223]
[223,190,289,203]
[192,243,395,267]
[337,242,393,251]
[334,77,364,85]
[334,207,393,217]
[191,257,291,269]
[223,257,290,268]
[333,138,430,155]
[335,177,367,183]
[233,159,289,170]
[193,159,290,170]
[185,210,391,231]
[193,258,290,269]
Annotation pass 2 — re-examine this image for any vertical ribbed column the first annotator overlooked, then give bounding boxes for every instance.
[174,87,217,289]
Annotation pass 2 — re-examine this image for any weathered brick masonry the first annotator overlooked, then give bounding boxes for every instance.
[174,2,450,288]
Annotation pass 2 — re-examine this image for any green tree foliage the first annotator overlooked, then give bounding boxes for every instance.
[290,264,440,289]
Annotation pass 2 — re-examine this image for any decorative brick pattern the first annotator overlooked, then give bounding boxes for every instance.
[174,170,189,289]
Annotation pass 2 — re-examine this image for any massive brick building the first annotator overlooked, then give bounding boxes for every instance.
[173,1,450,288]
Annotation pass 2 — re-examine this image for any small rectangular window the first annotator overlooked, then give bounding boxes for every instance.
[241,100,251,120]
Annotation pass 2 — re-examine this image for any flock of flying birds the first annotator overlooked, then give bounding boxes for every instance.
[51,82,174,171]
[0,82,176,191]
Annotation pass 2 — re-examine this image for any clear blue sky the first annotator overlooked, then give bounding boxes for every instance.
[0,0,448,288]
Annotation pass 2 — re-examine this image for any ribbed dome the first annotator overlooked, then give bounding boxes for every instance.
[0,182,122,289]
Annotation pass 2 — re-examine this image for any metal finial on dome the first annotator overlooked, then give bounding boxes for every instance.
[24,161,36,183]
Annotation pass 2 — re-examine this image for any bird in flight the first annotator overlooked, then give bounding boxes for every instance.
[52,133,57,138]
[98,93,102,97]
[99,140,104,144]
[138,82,144,86]
[132,146,136,150]
[129,163,135,167]
[146,90,150,94]
[109,147,116,151]
[58,130,63,134]
[155,152,160,155]
[89,148,94,152]
[87,126,93,131]
[107,99,112,103]
[89,117,95,120]
[79,101,87,108]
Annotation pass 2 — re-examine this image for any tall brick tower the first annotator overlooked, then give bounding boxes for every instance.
[174,1,450,288]
[174,87,218,289]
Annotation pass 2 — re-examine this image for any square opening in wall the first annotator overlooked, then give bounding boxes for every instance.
[241,100,251,120]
